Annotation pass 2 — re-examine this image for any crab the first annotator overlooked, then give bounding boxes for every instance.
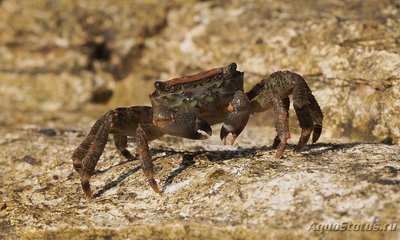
[72,63,323,198]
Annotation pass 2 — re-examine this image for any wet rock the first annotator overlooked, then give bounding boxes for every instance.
[37,128,57,137]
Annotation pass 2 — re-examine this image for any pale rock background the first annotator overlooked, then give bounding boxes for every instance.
[0,0,399,239]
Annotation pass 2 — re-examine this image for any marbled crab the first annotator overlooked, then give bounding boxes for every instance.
[72,63,323,197]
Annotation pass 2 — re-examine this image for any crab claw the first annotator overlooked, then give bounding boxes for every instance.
[220,91,250,145]
[190,115,213,139]
[154,110,212,140]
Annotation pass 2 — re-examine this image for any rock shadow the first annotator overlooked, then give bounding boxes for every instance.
[302,142,362,156]
[93,142,365,198]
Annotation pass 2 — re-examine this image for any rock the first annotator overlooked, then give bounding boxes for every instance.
[1,0,400,239]
[0,126,399,239]
[0,0,168,115]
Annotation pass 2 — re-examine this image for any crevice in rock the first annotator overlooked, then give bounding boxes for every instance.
[90,88,114,104]
[88,41,111,62]
[84,40,112,72]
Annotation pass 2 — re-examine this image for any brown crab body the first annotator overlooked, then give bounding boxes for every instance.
[150,63,244,125]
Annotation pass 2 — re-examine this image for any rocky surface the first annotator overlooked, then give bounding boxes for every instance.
[0,0,169,120]
[1,125,399,239]
[1,0,400,239]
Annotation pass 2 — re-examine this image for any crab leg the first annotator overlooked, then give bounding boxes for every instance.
[272,97,290,149]
[271,96,291,158]
[72,114,107,172]
[80,122,110,198]
[71,106,163,198]
[247,71,323,158]
[113,134,136,161]
[307,92,324,143]
[292,80,320,151]
[293,104,313,151]
[135,125,161,193]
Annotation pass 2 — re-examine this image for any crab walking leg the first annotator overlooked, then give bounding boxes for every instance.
[113,134,135,161]
[72,106,164,197]
[271,96,290,158]
[109,106,163,160]
[72,108,139,173]
[71,135,92,171]
[220,91,250,145]
[72,114,108,172]
[135,125,161,193]
[292,87,314,151]
[272,97,290,149]
[80,123,110,198]
[307,92,324,143]
[247,70,323,157]
[293,104,313,151]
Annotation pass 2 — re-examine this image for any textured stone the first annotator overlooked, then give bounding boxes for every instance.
[1,126,399,239]
[0,0,168,115]
[1,0,400,239]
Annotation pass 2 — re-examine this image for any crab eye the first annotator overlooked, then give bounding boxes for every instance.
[154,81,168,91]
[227,63,237,73]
